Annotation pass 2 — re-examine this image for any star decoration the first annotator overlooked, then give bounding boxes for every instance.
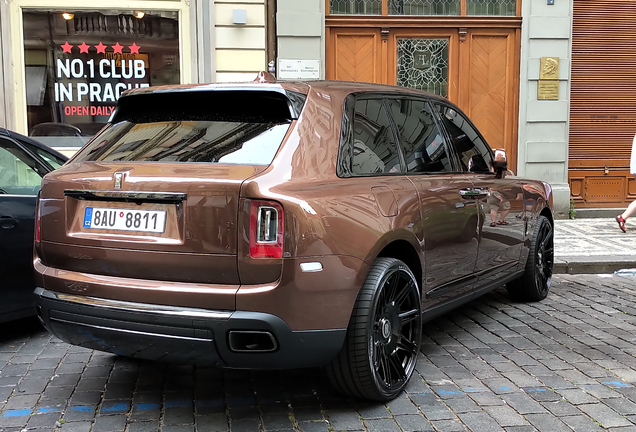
[61,42,73,53]
[128,42,140,54]
[78,42,90,53]
[95,42,106,54]
[112,42,123,54]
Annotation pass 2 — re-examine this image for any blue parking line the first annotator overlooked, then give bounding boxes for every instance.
[135,403,160,411]
[69,406,94,412]
[36,407,61,414]
[603,381,633,388]
[101,403,130,413]
[164,400,192,409]
[1,408,32,417]
[437,389,463,395]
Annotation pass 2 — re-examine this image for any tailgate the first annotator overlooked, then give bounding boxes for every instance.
[39,162,262,285]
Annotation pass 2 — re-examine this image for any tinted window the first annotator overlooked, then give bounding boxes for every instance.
[73,91,295,164]
[0,139,44,195]
[435,104,494,173]
[22,143,66,169]
[386,98,452,173]
[73,121,290,164]
[351,98,401,175]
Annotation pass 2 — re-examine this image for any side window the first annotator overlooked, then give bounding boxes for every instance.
[435,104,494,173]
[385,98,453,173]
[22,143,66,170]
[0,140,44,195]
[351,98,402,175]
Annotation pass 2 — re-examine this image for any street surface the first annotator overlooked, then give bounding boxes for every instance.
[2,274,636,432]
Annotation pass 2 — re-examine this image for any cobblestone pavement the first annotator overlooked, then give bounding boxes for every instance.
[2,274,636,432]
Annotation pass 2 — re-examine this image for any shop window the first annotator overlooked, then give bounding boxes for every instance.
[388,0,460,16]
[329,0,382,15]
[467,0,516,16]
[22,10,181,150]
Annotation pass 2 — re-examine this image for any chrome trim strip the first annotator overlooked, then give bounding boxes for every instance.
[64,190,187,204]
[50,317,214,342]
[35,288,232,320]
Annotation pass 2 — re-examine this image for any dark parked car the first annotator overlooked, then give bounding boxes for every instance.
[33,76,554,401]
[0,128,67,323]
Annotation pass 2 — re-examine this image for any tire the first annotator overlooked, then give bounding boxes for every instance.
[326,258,422,401]
[507,215,554,302]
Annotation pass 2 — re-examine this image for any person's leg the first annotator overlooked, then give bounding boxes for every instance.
[490,208,498,226]
[621,199,636,220]
[499,209,510,222]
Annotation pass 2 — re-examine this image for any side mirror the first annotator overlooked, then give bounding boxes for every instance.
[492,149,508,179]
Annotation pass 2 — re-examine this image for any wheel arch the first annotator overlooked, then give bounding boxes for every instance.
[376,239,423,292]
[540,206,554,226]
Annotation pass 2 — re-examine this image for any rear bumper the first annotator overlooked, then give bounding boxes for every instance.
[34,288,346,369]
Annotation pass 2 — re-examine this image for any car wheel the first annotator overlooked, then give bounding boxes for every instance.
[326,257,422,401]
[507,215,553,302]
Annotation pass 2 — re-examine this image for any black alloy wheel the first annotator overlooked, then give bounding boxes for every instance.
[327,258,422,401]
[533,218,554,296]
[507,215,553,302]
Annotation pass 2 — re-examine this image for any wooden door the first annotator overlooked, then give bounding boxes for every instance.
[461,29,519,171]
[326,28,383,84]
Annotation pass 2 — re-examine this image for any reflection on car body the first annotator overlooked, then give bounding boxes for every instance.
[33,75,554,401]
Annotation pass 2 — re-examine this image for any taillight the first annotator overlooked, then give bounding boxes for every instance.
[35,192,41,243]
[249,200,283,259]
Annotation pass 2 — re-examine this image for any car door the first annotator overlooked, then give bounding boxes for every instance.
[433,103,525,291]
[0,136,49,321]
[385,97,478,312]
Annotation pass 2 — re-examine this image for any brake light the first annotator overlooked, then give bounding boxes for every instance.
[35,192,41,243]
[249,200,283,259]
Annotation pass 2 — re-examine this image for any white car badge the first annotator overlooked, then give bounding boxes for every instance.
[114,172,123,189]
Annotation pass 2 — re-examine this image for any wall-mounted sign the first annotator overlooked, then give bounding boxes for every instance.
[538,80,559,100]
[278,59,320,80]
[538,56,560,100]
[540,57,559,80]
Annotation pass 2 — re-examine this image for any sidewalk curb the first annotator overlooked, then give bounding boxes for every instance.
[554,257,636,275]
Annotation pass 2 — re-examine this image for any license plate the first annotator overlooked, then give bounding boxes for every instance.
[83,207,167,233]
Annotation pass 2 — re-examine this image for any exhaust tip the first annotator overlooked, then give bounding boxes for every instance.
[228,330,278,353]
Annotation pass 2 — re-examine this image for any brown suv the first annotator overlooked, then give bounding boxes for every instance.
[34,76,554,401]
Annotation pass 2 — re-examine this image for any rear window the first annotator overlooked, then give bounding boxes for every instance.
[73,90,302,164]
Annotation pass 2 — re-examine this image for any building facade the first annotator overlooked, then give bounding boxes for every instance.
[276,0,573,217]
[5,1,635,216]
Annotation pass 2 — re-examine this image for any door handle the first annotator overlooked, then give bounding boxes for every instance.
[459,188,490,198]
[0,215,18,229]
